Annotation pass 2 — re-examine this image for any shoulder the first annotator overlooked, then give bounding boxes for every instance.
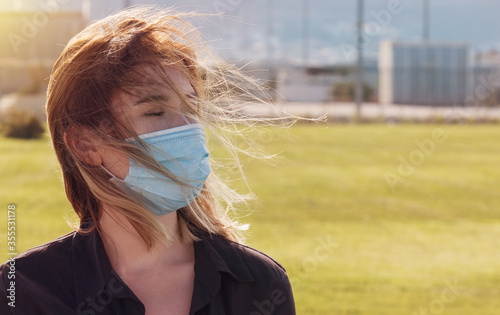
[0,231,76,310]
[1,231,75,272]
[227,238,289,279]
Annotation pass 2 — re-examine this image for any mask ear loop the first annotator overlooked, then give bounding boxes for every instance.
[100,165,117,179]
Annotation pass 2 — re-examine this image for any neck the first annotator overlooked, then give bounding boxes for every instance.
[98,205,194,278]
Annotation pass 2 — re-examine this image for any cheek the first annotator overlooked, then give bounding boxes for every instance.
[101,149,130,180]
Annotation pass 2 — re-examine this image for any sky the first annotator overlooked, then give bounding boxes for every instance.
[2,0,500,65]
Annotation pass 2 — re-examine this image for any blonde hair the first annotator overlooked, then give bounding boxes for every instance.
[46,6,288,248]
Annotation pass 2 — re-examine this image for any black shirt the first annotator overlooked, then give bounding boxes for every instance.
[0,228,295,314]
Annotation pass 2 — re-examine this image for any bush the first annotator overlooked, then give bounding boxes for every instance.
[1,109,45,139]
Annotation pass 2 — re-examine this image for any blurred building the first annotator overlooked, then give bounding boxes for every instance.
[276,67,341,102]
[0,10,84,96]
[379,40,469,106]
[276,63,379,103]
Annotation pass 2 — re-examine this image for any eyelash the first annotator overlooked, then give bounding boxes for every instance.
[145,111,165,117]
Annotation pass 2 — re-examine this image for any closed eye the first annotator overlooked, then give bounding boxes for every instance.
[144,111,165,117]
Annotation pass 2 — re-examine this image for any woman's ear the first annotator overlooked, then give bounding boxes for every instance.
[63,127,103,166]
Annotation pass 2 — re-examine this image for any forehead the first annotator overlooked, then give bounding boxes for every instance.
[126,64,193,94]
[110,65,193,105]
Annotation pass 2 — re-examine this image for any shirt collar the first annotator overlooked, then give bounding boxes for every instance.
[72,223,143,310]
[189,231,255,314]
[195,232,255,283]
[72,226,107,305]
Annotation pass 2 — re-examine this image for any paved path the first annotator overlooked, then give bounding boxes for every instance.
[243,102,500,121]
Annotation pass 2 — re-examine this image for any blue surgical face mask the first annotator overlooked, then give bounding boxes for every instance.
[104,123,211,216]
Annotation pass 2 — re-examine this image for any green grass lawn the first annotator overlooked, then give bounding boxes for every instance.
[1,124,500,314]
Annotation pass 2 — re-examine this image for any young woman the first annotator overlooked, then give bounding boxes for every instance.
[0,7,295,315]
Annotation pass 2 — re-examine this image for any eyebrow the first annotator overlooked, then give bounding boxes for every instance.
[133,92,197,106]
[134,94,168,106]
